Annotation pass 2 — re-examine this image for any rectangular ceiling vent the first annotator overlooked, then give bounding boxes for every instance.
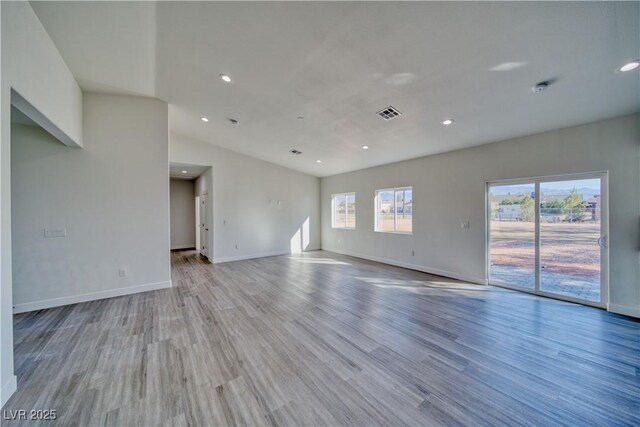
[290,149,302,155]
[377,106,402,121]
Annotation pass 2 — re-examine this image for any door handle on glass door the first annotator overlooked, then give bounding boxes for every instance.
[597,236,607,248]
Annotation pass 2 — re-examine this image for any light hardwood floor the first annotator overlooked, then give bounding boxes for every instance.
[3,250,639,426]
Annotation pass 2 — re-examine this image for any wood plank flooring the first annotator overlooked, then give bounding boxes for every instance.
[3,250,639,426]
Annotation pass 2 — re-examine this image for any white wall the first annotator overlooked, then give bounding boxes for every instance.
[170,179,196,249]
[11,93,171,313]
[1,1,83,405]
[321,114,640,318]
[1,2,82,146]
[171,133,320,263]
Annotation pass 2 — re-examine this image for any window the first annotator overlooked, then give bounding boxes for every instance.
[332,192,356,229]
[375,187,412,233]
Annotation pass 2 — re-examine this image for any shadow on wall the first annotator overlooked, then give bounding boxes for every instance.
[290,217,311,254]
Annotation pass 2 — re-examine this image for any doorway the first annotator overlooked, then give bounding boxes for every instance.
[169,163,211,259]
[487,173,608,307]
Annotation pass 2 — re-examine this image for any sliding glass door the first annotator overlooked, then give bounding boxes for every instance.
[539,178,603,302]
[488,183,536,289]
[488,173,607,306]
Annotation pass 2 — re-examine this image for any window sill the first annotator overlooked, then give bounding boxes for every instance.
[374,230,412,235]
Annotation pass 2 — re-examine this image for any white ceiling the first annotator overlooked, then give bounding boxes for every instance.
[169,163,208,180]
[31,1,640,177]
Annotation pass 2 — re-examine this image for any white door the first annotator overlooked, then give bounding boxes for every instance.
[195,196,201,252]
[199,194,208,257]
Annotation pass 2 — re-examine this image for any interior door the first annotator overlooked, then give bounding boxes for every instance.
[199,194,208,257]
[195,196,201,252]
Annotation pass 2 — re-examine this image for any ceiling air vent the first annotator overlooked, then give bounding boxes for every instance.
[377,106,402,121]
[290,149,302,155]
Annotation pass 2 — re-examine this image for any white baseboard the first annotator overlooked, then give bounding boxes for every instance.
[12,280,172,314]
[1,375,17,407]
[608,303,640,318]
[213,250,290,264]
[171,244,196,250]
[322,247,488,285]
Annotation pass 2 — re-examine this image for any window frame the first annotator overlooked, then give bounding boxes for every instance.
[374,186,413,234]
[331,192,356,229]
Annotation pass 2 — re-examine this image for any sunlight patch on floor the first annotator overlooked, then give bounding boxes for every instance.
[355,277,489,293]
[288,257,351,265]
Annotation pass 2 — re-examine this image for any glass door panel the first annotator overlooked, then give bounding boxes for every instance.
[489,183,536,289]
[539,178,602,302]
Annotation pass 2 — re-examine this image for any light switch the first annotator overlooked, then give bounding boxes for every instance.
[44,228,66,237]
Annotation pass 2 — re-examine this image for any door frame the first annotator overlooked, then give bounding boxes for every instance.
[485,171,609,308]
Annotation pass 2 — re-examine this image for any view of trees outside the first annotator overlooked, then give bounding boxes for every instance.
[489,178,602,302]
[489,184,536,288]
[539,181,601,301]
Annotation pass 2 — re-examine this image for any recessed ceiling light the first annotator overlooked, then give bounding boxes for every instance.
[297,116,304,120]
[361,145,369,150]
[201,117,209,122]
[316,160,322,163]
[229,118,238,125]
[181,170,188,174]
[220,74,232,83]
[442,119,454,126]
[619,60,639,72]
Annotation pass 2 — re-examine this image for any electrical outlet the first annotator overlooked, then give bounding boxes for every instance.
[44,228,66,237]
[118,269,127,277]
